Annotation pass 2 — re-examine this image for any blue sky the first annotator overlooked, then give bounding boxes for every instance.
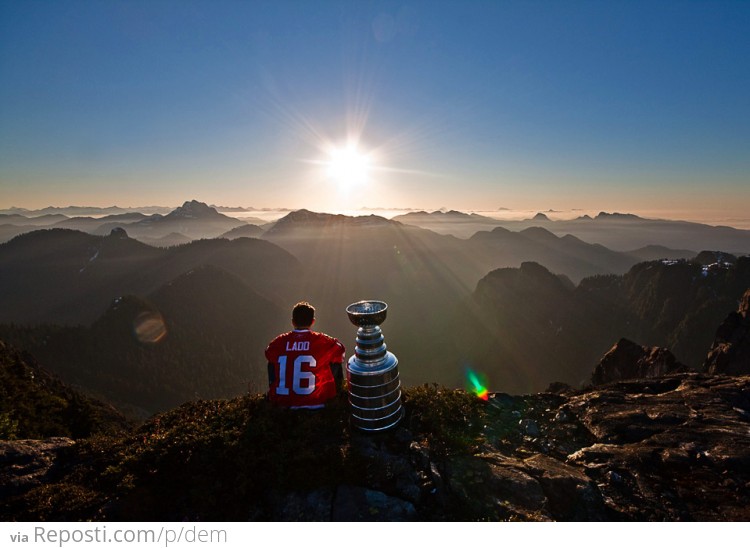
[1,0,748,221]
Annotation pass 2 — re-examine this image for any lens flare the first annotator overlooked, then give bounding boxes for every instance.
[465,368,489,401]
[134,311,167,344]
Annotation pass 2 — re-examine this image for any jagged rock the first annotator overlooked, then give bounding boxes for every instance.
[270,489,334,521]
[519,418,540,436]
[522,454,607,520]
[0,438,74,499]
[591,338,687,385]
[565,374,750,520]
[331,486,416,521]
[704,289,750,375]
[443,455,548,520]
[349,434,422,504]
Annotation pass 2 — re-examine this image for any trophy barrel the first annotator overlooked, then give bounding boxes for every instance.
[345,300,403,432]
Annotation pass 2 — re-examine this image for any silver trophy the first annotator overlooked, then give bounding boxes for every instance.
[345,300,404,431]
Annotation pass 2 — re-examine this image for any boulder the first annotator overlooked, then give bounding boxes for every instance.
[331,485,416,521]
[704,289,750,375]
[0,438,74,499]
[591,338,686,385]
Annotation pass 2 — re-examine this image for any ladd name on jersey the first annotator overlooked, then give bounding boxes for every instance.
[285,340,310,351]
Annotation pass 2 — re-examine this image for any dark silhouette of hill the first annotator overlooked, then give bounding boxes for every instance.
[470,226,635,282]
[0,265,285,415]
[463,257,750,393]
[0,224,35,244]
[219,224,264,239]
[0,227,300,324]
[0,212,163,244]
[0,229,163,324]
[704,288,750,375]
[136,232,193,247]
[0,214,72,244]
[0,340,128,439]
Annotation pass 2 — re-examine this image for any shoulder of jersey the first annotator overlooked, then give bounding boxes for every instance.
[316,333,345,355]
[274,331,295,340]
[268,331,293,347]
[313,331,342,344]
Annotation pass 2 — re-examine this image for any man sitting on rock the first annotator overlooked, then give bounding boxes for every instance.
[265,301,345,408]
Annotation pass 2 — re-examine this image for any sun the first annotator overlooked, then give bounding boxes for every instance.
[326,144,371,188]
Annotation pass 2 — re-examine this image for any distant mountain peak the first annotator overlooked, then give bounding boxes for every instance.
[107,227,129,239]
[596,212,641,221]
[520,226,558,240]
[269,209,392,234]
[532,213,550,221]
[166,200,224,220]
[279,209,332,222]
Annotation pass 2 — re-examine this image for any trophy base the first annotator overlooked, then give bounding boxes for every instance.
[350,406,404,432]
[347,351,403,432]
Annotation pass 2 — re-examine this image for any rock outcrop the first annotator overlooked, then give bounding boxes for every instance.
[704,289,750,375]
[2,376,749,521]
[0,438,75,500]
[591,338,687,385]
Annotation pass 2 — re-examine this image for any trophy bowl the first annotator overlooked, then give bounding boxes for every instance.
[346,300,388,327]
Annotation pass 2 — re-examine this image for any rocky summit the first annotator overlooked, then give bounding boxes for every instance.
[705,289,750,375]
[591,338,687,385]
[1,374,749,521]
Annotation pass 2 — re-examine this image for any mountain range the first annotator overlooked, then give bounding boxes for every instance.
[457,257,750,394]
[1,200,748,413]
[0,224,298,325]
[393,210,750,253]
[0,200,266,245]
[1,265,283,415]
[2,199,749,522]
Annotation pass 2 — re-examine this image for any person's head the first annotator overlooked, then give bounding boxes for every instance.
[292,301,316,329]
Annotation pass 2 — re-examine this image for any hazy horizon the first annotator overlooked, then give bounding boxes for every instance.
[3,201,750,230]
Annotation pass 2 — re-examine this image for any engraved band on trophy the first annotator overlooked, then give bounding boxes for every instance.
[345,300,404,431]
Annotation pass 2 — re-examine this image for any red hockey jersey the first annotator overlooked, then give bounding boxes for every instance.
[265,329,346,408]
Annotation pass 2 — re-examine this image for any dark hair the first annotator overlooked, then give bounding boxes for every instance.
[292,301,315,328]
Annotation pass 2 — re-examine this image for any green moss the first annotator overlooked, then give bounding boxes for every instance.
[402,384,486,454]
[0,411,19,440]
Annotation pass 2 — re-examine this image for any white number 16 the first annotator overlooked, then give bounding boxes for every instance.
[276,355,317,395]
